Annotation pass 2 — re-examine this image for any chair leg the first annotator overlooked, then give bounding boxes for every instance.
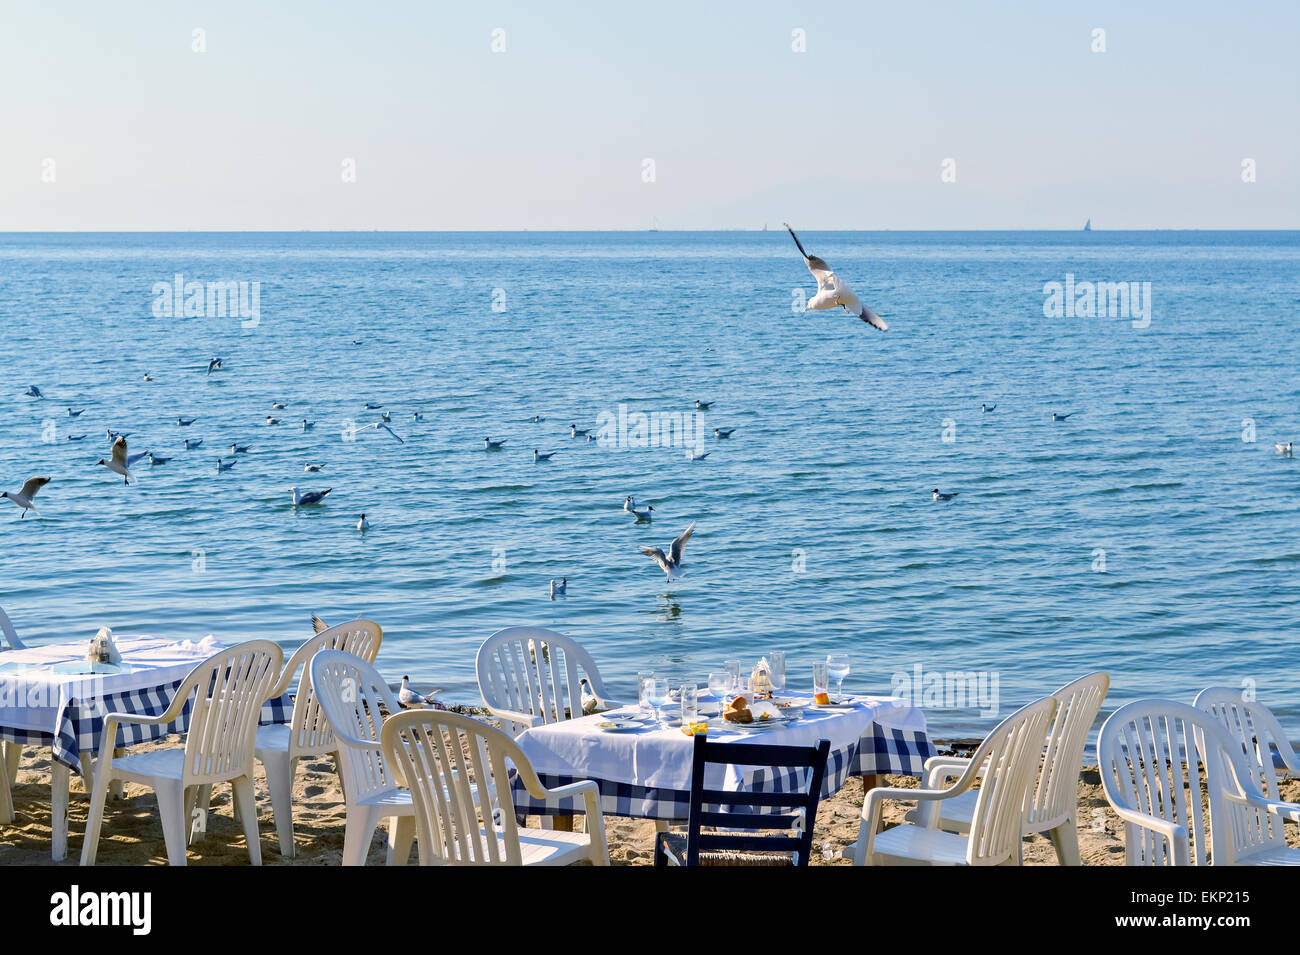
[261,751,296,858]
[1048,818,1081,866]
[79,767,112,866]
[232,776,262,865]
[155,781,188,866]
[109,749,125,798]
[342,805,382,866]
[192,784,212,842]
[386,815,416,866]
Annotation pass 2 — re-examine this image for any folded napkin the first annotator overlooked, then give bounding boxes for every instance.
[177,635,220,654]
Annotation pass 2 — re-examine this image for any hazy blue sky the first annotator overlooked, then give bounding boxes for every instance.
[2,1,1296,230]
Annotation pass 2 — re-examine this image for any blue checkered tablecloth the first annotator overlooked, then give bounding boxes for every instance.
[511,723,935,820]
[0,678,293,773]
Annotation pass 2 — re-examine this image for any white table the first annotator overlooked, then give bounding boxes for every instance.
[511,693,935,821]
[0,635,231,860]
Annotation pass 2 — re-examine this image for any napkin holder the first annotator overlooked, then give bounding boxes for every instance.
[87,626,122,666]
[751,658,773,699]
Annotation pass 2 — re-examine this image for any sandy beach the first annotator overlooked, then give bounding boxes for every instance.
[6,734,1296,866]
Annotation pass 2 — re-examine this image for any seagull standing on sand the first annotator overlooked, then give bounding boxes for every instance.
[398,676,437,708]
[1,477,50,518]
[580,678,600,715]
[289,487,332,506]
[640,522,696,582]
[932,489,958,501]
[785,224,888,330]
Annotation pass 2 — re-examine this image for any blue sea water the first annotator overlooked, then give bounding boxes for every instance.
[1,231,1297,740]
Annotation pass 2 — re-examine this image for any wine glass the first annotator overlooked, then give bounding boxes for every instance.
[650,679,673,723]
[769,651,786,695]
[707,671,730,713]
[826,653,850,703]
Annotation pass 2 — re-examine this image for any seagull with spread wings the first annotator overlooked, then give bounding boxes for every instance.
[2,476,51,518]
[97,435,149,484]
[640,522,696,582]
[785,224,888,331]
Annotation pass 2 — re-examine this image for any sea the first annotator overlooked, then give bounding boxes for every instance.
[1,230,1297,741]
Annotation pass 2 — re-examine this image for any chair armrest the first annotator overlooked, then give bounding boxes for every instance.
[485,706,543,732]
[1107,803,1190,865]
[852,784,965,865]
[1232,790,1300,825]
[95,708,185,762]
[924,756,972,789]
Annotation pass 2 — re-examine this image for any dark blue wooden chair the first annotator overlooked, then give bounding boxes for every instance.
[655,733,831,866]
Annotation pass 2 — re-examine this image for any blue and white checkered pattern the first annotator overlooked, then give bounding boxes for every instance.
[511,726,935,820]
[0,678,294,773]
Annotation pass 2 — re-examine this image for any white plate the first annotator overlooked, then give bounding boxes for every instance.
[597,718,648,733]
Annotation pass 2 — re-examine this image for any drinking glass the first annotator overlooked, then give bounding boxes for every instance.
[651,679,673,723]
[769,651,786,694]
[812,662,829,701]
[827,653,850,703]
[707,671,730,711]
[680,684,698,724]
[637,670,655,714]
[724,659,741,695]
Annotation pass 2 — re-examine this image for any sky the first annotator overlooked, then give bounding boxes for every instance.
[1,0,1296,230]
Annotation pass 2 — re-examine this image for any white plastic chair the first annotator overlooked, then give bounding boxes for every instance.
[0,605,22,821]
[1099,698,1300,865]
[254,619,382,857]
[476,626,619,736]
[80,640,284,866]
[310,649,417,865]
[845,696,1057,866]
[913,672,1109,865]
[381,708,609,866]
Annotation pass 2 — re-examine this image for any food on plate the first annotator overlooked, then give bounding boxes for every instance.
[814,691,831,705]
[680,720,709,736]
[723,696,754,724]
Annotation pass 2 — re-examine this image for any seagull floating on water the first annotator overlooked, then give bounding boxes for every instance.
[484,437,506,450]
[630,503,654,522]
[412,412,423,421]
[67,434,87,442]
[25,386,43,399]
[932,489,958,501]
[1,477,50,519]
[785,224,888,331]
[266,416,281,426]
[534,449,557,462]
[302,419,315,431]
[380,411,391,423]
[571,424,590,438]
[357,513,369,531]
[689,450,710,461]
[68,408,85,418]
[177,417,197,427]
[304,464,324,472]
[183,438,203,450]
[549,577,567,599]
[289,486,332,506]
[271,401,286,410]
[148,452,171,465]
[142,373,155,382]
[1276,442,1294,457]
[230,443,251,455]
[216,458,235,472]
[624,495,638,512]
[641,522,695,582]
[364,402,382,410]
[106,429,131,441]
[1051,412,1076,422]
[982,404,996,413]
[714,427,735,438]
[695,400,711,410]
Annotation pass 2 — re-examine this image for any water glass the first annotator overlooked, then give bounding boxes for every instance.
[827,653,850,703]
[707,671,730,710]
[637,670,655,714]
[724,659,741,694]
[769,651,786,694]
[812,662,829,701]
[680,684,698,723]
[651,679,673,722]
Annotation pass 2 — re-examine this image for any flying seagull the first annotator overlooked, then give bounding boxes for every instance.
[289,487,332,506]
[640,522,696,582]
[97,436,148,484]
[355,421,404,444]
[24,386,43,399]
[311,614,329,634]
[206,357,223,375]
[2,476,50,518]
[785,224,888,330]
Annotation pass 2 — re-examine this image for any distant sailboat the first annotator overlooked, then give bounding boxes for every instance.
[1083,218,1092,231]
[649,216,660,232]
